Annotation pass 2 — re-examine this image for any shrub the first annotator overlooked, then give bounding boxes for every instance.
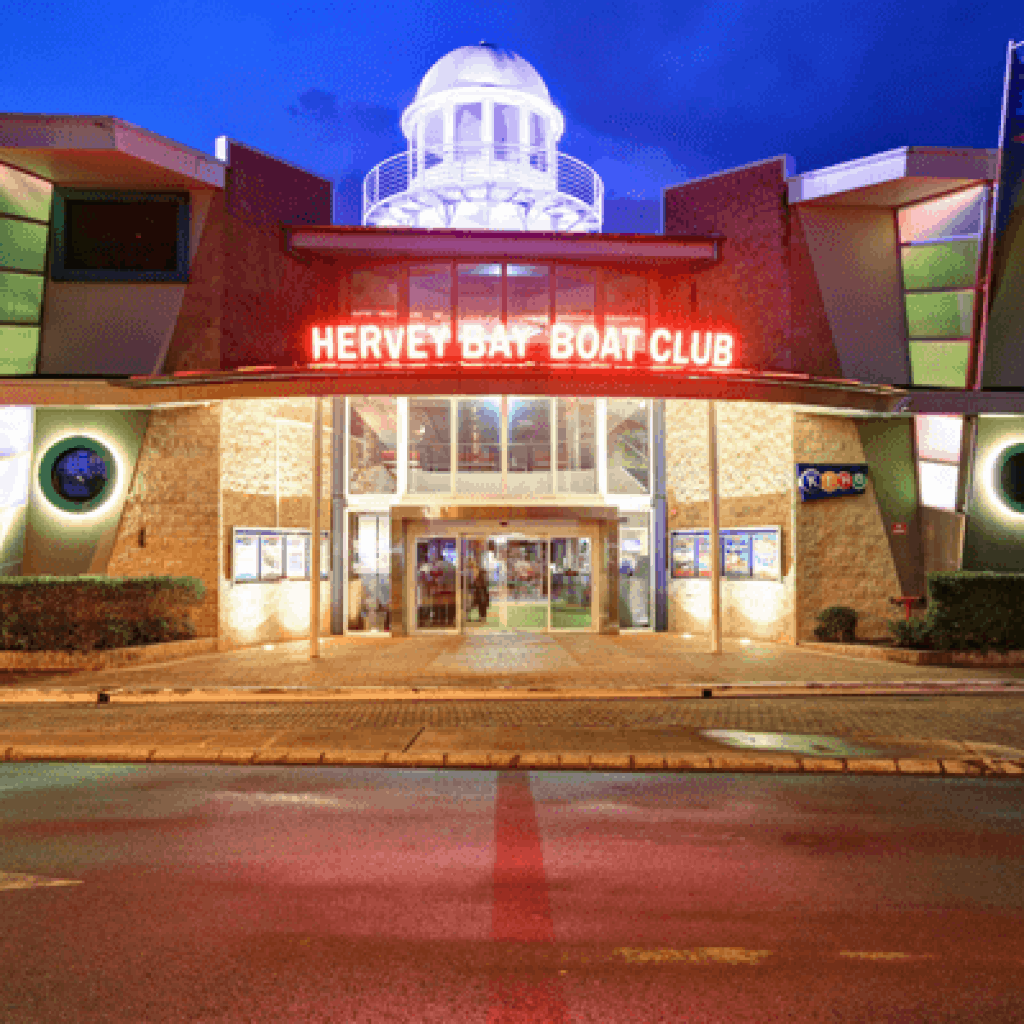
[888,618,934,649]
[0,576,204,652]
[813,605,858,643]
[886,572,1024,652]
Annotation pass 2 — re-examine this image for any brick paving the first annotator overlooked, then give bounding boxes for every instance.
[4,694,1024,748]
[4,633,1024,694]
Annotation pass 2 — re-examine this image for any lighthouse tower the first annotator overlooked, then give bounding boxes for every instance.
[362,43,603,231]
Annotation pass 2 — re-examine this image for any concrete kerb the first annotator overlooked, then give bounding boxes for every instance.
[2,744,1023,777]
[3,680,1024,705]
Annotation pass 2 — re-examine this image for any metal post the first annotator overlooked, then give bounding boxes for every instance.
[331,396,346,635]
[310,396,322,660]
[708,400,722,653]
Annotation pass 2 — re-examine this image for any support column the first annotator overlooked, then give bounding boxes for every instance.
[331,396,346,635]
[708,400,722,653]
[309,396,322,660]
[653,399,668,631]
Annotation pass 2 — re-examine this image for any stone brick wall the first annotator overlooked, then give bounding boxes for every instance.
[162,192,225,373]
[106,404,222,637]
[219,398,333,647]
[663,157,843,378]
[665,399,795,641]
[793,413,902,641]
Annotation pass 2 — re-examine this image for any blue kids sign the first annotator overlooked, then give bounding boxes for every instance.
[796,463,868,501]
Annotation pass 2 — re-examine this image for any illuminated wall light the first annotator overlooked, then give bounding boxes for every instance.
[279,582,312,632]
[733,583,785,625]
[739,637,752,645]
[981,439,1024,522]
[32,431,128,523]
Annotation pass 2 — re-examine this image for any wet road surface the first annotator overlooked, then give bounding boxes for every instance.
[2,764,1023,1023]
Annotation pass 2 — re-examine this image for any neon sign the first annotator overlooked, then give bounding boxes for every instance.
[309,322,736,369]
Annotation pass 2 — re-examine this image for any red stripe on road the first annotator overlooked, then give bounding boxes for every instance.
[489,770,567,1024]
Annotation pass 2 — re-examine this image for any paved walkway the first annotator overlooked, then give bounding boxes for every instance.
[3,635,1024,778]
[3,633,1024,700]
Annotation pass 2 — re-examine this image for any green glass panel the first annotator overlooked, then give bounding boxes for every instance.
[909,342,969,388]
[0,272,44,323]
[901,240,979,290]
[905,291,974,339]
[0,326,39,374]
[0,166,52,222]
[0,219,48,273]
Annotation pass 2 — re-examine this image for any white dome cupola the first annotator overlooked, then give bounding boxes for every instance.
[363,43,602,232]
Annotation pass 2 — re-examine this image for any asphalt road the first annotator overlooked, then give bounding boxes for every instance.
[2,764,1023,1023]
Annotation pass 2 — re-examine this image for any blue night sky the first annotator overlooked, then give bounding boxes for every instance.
[2,1,1020,230]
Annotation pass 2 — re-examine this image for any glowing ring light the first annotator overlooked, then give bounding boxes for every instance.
[38,435,118,515]
[992,442,1024,517]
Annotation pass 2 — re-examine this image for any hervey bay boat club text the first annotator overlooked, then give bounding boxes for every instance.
[310,322,736,368]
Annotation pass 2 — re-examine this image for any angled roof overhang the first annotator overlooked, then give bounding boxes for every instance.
[287,224,722,268]
[0,114,225,189]
[788,146,997,207]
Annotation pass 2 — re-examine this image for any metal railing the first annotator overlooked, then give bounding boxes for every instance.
[363,144,603,223]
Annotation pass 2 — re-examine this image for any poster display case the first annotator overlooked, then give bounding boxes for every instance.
[232,527,331,584]
[669,526,781,581]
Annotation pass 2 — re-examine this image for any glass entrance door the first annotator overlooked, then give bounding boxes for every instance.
[550,536,592,629]
[504,535,548,629]
[460,533,549,630]
[460,535,501,629]
[414,537,458,629]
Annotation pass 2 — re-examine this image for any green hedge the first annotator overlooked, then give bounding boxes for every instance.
[0,576,205,652]
[889,571,1024,652]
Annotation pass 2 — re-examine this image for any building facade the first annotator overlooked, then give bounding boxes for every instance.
[2,43,1023,652]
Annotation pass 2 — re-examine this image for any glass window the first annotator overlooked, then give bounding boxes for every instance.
[455,103,482,145]
[408,399,451,493]
[458,263,501,322]
[530,114,547,171]
[555,267,596,332]
[507,398,552,496]
[424,111,444,169]
[0,218,48,273]
[898,187,985,242]
[916,415,962,463]
[409,264,451,325]
[556,398,597,493]
[348,513,390,631]
[456,397,501,493]
[51,446,108,503]
[901,240,979,291]
[604,271,647,357]
[607,398,650,494]
[351,268,399,320]
[619,509,651,628]
[909,342,970,388]
[0,326,39,374]
[0,272,44,323]
[905,291,974,339]
[508,264,549,358]
[62,198,181,274]
[919,461,959,510]
[494,103,519,154]
[0,165,53,222]
[348,397,398,495]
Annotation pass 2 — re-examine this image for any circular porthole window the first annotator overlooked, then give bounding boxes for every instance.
[994,442,1024,516]
[38,436,117,514]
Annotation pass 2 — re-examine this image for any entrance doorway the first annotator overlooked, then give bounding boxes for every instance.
[410,528,594,633]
